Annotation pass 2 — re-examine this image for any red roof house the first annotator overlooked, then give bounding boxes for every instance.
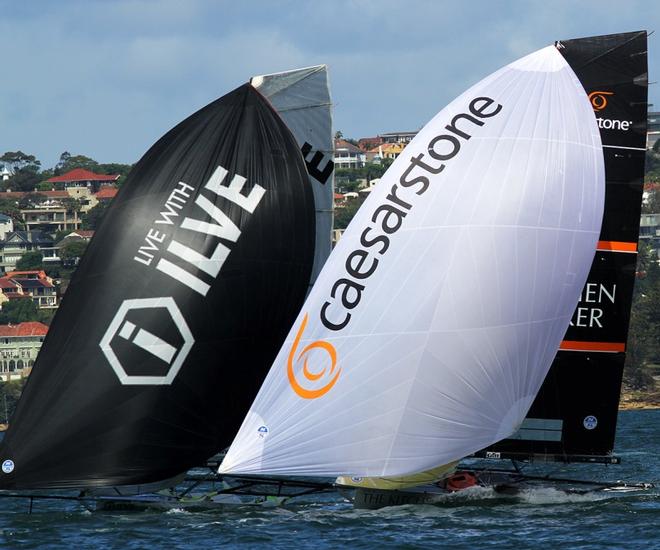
[0,278,21,293]
[0,321,49,338]
[4,270,51,282]
[46,168,120,185]
[94,186,119,200]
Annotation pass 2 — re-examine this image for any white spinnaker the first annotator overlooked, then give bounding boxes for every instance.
[251,65,334,288]
[221,46,604,477]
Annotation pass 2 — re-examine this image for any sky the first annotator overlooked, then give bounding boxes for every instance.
[1,0,659,170]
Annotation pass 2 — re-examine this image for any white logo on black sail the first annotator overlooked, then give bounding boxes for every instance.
[1,459,14,474]
[99,297,194,385]
[583,415,598,430]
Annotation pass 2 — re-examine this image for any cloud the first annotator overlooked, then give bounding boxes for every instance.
[0,0,658,168]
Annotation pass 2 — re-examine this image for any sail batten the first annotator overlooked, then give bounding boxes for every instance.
[220,46,605,477]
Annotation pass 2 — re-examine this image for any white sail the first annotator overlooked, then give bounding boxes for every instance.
[251,65,334,287]
[221,45,605,477]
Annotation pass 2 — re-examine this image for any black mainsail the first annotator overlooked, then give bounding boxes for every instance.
[0,84,316,489]
[480,31,648,463]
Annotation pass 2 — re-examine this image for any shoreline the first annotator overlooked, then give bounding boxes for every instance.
[619,403,660,410]
[618,390,660,410]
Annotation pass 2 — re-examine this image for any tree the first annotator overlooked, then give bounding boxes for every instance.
[17,192,46,210]
[98,163,133,178]
[59,239,88,262]
[60,197,83,215]
[36,308,56,326]
[1,151,43,192]
[645,150,660,184]
[5,166,42,193]
[56,152,98,173]
[0,299,39,324]
[0,378,27,424]
[624,243,660,389]
[642,186,659,214]
[0,151,41,173]
[82,200,110,230]
[15,251,44,271]
[0,197,23,228]
[334,196,366,230]
[55,151,71,174]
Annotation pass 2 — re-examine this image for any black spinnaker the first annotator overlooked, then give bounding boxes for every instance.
[0,84,316,489]
[480,30,648,463]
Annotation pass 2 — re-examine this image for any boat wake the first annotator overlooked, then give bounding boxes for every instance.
[515,486,609,505]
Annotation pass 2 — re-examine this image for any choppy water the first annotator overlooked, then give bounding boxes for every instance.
[0,410,658,549]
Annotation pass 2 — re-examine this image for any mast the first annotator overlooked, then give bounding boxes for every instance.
[0,84,316,490]
[479,31,649,464]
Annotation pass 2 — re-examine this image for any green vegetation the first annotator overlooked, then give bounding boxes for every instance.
[625,239,660,389]
[0,379,27,424]
[624,143,660,390]
[15,251,44,271]
[0,298,55,326]
[0,197,24,230]
[59,239,88,261]
[645,141,660,184]
[54,151,133,186]
[335,160,394,193]
[334,196,366,229]
[1,150,132,193]
[0,151,42,192]
[82,199,110,230]
[2,299,36,324]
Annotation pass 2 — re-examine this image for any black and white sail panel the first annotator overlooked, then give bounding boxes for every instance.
[251,65,334,287]
[0,84,315,489]
[481,31,648,462]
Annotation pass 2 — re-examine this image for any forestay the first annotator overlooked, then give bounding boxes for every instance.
[220,46,605,477]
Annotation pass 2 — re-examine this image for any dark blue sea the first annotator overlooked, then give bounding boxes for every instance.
[0,409,658,549]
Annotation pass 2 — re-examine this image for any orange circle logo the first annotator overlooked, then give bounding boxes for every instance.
[588,90,613,111]
[287,313,340,399]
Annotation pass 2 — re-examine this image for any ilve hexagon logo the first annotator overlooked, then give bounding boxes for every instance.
[100,297,194,385]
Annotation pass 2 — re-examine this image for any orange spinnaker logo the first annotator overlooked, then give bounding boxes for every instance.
[287,313,340,399]
[588,90,613,111]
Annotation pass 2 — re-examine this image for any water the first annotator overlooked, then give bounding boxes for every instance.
[0,410,658,549]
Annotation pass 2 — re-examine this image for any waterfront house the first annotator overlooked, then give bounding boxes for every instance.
[0,214,13,240]
[46,168,120,192]
[2,270,57,309]
[0,231,54,273]
[334,139,366,169]
[0,321,48,380]
[367,142,406,162]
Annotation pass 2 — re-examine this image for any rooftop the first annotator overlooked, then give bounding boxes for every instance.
[4,270,50,280]
[46,168,120,184]
[334,139,365,154]
[0,321,49,338]
[95,186,119,199]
